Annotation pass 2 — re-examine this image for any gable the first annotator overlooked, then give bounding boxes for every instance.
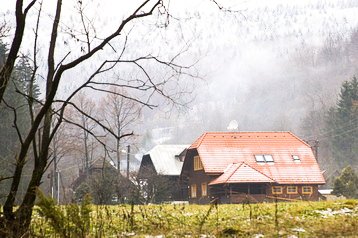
[209,162,274,185]
[138,155,157,177]
[143,144,189,176]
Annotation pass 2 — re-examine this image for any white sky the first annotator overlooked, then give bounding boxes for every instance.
[2,0,358,140]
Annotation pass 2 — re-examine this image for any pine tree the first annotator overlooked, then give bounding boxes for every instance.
[0,41,40,204]
[325,77,358,167]
[332,166,358,198]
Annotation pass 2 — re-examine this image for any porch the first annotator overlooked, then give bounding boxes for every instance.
[210,183,269,203]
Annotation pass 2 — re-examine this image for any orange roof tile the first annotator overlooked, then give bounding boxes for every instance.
[189,132,325,185]
[209,162,274,185]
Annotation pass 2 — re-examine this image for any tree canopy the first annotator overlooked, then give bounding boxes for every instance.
[332,166,358,198]
[325,77,358,168]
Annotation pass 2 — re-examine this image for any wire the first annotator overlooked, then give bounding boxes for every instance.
[305,117,358,140]
[318,126,358,141]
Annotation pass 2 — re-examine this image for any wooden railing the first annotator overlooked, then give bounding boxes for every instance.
[229,194,267,203]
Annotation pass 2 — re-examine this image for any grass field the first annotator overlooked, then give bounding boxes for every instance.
[29,199,358,237]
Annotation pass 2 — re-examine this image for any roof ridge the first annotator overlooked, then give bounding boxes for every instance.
[196,132,208,148]
[222,162,243,184]
[241,162,275,182]
[201,131,292,134]
[222,162,243,183]
[287,131,312,147]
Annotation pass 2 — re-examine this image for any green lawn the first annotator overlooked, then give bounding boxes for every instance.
[30,199,358,237]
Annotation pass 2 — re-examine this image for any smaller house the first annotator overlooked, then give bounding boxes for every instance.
[138,144,188,202]
[180,132,326,204]
[71,158,131,204]
[318,189,345,201]
[72,157,117,191]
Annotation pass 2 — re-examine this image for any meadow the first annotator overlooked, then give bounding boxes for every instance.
[29,199,358,237]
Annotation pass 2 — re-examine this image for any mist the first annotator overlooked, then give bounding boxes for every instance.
[139,0,358,148]
[2,0,357,180]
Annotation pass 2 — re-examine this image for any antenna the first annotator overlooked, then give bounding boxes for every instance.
[227,120,239,131]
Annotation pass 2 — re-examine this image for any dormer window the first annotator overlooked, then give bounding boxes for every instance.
[255,154,274,163]
[292,155,300,162]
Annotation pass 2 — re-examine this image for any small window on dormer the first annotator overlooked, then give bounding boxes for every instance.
[292,155,300,162]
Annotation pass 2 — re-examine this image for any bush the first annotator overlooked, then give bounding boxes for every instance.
[332,166,358,198]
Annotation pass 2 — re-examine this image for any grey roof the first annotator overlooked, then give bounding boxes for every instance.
[145,144,189,176]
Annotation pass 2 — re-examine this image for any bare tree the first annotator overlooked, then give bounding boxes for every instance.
[67,93,99,175]
[0,0,36,102]
[101,87,141,171]
[0,0,197,236]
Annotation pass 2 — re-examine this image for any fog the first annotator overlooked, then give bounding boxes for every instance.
[2,0,358,167]
[138,0,358,147]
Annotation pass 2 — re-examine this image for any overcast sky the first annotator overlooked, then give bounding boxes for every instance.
[2,0,358,146]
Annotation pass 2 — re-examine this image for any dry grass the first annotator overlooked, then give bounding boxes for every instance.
[30,199,358,237]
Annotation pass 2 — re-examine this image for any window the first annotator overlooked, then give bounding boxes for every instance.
[272,186,283,195]
[255,154,274,163]
[191,184,197,198]
[287,186,298,194]
[264,155,274,162]
[201,183,207,197]
[292,155,300,161]
[302,186,313,194]
[194,156,203,171]
[255,155,265,162]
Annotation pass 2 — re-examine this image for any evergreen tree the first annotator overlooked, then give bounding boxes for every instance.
[332,166,358,198]
[0,41,39,204]
[325,77,358,167]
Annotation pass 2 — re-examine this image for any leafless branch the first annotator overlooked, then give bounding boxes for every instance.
[1,99,24,145]
[24,0,37,15]
[0,176,14,183]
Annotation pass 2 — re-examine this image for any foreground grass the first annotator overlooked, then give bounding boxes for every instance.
[30,199,358,237]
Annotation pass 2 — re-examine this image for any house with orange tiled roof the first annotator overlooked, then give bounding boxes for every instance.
[180,132,326,204]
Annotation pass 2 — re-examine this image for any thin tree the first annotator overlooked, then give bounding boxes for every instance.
[101,87,140,171]
[0,1,198,236]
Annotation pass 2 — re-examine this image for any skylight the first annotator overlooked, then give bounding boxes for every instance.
[255,155,265,162]
[255,155,274,163]
[292,155,300,161]
[264,155,274,162]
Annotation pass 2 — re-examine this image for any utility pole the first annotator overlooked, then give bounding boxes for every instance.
[312,140,319,161]
[53,141,58,203]
[56,171,60,204]
[306,139,319,162]
[52,147,61,204]
[116,115,121,172]
[126,145,130,179]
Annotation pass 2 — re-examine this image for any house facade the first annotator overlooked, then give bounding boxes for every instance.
[180,132,325,204]
[138,144,188,202]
